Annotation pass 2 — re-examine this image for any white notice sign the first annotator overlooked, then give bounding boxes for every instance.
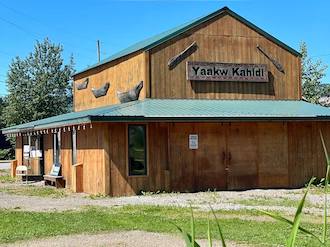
[189,134,198,150]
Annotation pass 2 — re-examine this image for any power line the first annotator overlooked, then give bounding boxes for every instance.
[0,14,97,58]
[0,1,97,45]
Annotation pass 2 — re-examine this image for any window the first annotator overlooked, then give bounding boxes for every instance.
[128,125,147,176]
[53,132,61,164]
[71,128,77,165]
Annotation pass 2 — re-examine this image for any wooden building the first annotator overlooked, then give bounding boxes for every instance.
[3,7,330,195]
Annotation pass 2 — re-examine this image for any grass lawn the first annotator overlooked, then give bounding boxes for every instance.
[234,197,323,209]
[0,205,327,246]
[0,169,15,184]
[0,185,70,198]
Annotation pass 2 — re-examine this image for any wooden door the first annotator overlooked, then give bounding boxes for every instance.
[195,123,227,191]
[227,123,258,190]
[169,123,195,192]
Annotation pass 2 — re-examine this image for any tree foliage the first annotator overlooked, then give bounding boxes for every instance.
[300,42,328,103]
[3,38,74,127]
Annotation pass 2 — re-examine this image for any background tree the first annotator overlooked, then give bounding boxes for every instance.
[0,97,12,159]
[3,38,74,127]
[300,42,329,103]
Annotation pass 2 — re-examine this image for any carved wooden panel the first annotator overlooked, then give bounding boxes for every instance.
[168,41,198,70]
[92,82,110,98]
[257,45,285,73]
[117,81,143,103]
[76,78,89,90]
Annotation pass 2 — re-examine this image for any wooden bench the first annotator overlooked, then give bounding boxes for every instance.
[43,163,65,188]
[43,175,65,188]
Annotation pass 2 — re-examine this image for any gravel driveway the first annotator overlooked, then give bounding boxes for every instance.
[0,183,327,215]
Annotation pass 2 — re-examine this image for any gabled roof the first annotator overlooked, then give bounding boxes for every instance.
[74,6,301,76]
[3,99,330,134]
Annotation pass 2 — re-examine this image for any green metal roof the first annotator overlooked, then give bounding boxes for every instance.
[74,7,301,76]
[3,99,330,134]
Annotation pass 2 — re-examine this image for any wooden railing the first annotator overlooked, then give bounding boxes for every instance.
[72,162,83,193]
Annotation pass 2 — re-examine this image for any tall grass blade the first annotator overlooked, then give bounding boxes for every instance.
[287,177,316,247]
[320,130,330,244]
[190,206,196,246]
[207,218,212,247]
[210,205,227,247]
[259,210,322,244]
[174,224,200,247]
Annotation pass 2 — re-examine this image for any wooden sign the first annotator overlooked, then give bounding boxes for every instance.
[187,61,268,82]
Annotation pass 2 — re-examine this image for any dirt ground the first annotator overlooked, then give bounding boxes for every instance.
[0,231,247,247]
[0,170,327,246]
[0,181,326,216]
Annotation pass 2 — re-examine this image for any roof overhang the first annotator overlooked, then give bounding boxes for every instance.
[3,99,330,136]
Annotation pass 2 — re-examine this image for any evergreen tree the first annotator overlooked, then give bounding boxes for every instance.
[300,42,328,103]
[3,38,74,127]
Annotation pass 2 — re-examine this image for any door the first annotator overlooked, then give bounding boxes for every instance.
[169,123,195,192]
[168,122,258,192]
[169,123,227,192]
[227,123,258,190]
[195,123,227,190]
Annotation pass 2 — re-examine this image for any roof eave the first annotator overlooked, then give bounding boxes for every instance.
[90,115,330,123]
[2,117,92,135]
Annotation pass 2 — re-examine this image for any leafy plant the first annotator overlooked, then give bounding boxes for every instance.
[320,130,330,244]
[259,130,330,246]
[260,177,320,247]
[0,148,14,160]
[174,205,226,247]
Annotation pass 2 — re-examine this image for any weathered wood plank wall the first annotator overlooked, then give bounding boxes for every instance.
[106,121,330,195]
[73,52,148,112]
[76,123,109,194]
[109,122,168,196]
[15,136,22,166]
[150,14,300,100]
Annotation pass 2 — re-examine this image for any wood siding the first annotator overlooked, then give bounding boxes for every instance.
[109,122,168,196]
[107,122,330,195]
[15,136,22,166]
[73,52,148,111]
[150,14,300,100]
[15,121,330,195]
[76,123,109,194]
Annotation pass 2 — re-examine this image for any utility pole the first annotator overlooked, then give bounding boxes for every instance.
[97,40,101,63]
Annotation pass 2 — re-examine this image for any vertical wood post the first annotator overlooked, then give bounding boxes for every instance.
[72,163,83,192]
[10,160,17,178]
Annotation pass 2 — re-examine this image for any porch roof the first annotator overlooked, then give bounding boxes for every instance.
[2,99,330,134]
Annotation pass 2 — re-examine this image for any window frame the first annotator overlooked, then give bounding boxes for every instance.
[126,123,148,177]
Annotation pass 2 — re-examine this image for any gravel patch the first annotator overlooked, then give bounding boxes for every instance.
[0,231,247,247]
[0,182,327,215]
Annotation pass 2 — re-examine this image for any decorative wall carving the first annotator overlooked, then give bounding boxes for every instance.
[168,41,198,70]
[117,81,143,103]
[257,45,285,73]
[91,82,110,98]
[76,78,89,90]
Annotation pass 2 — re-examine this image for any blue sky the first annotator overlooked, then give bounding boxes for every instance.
[0,0,329,96]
